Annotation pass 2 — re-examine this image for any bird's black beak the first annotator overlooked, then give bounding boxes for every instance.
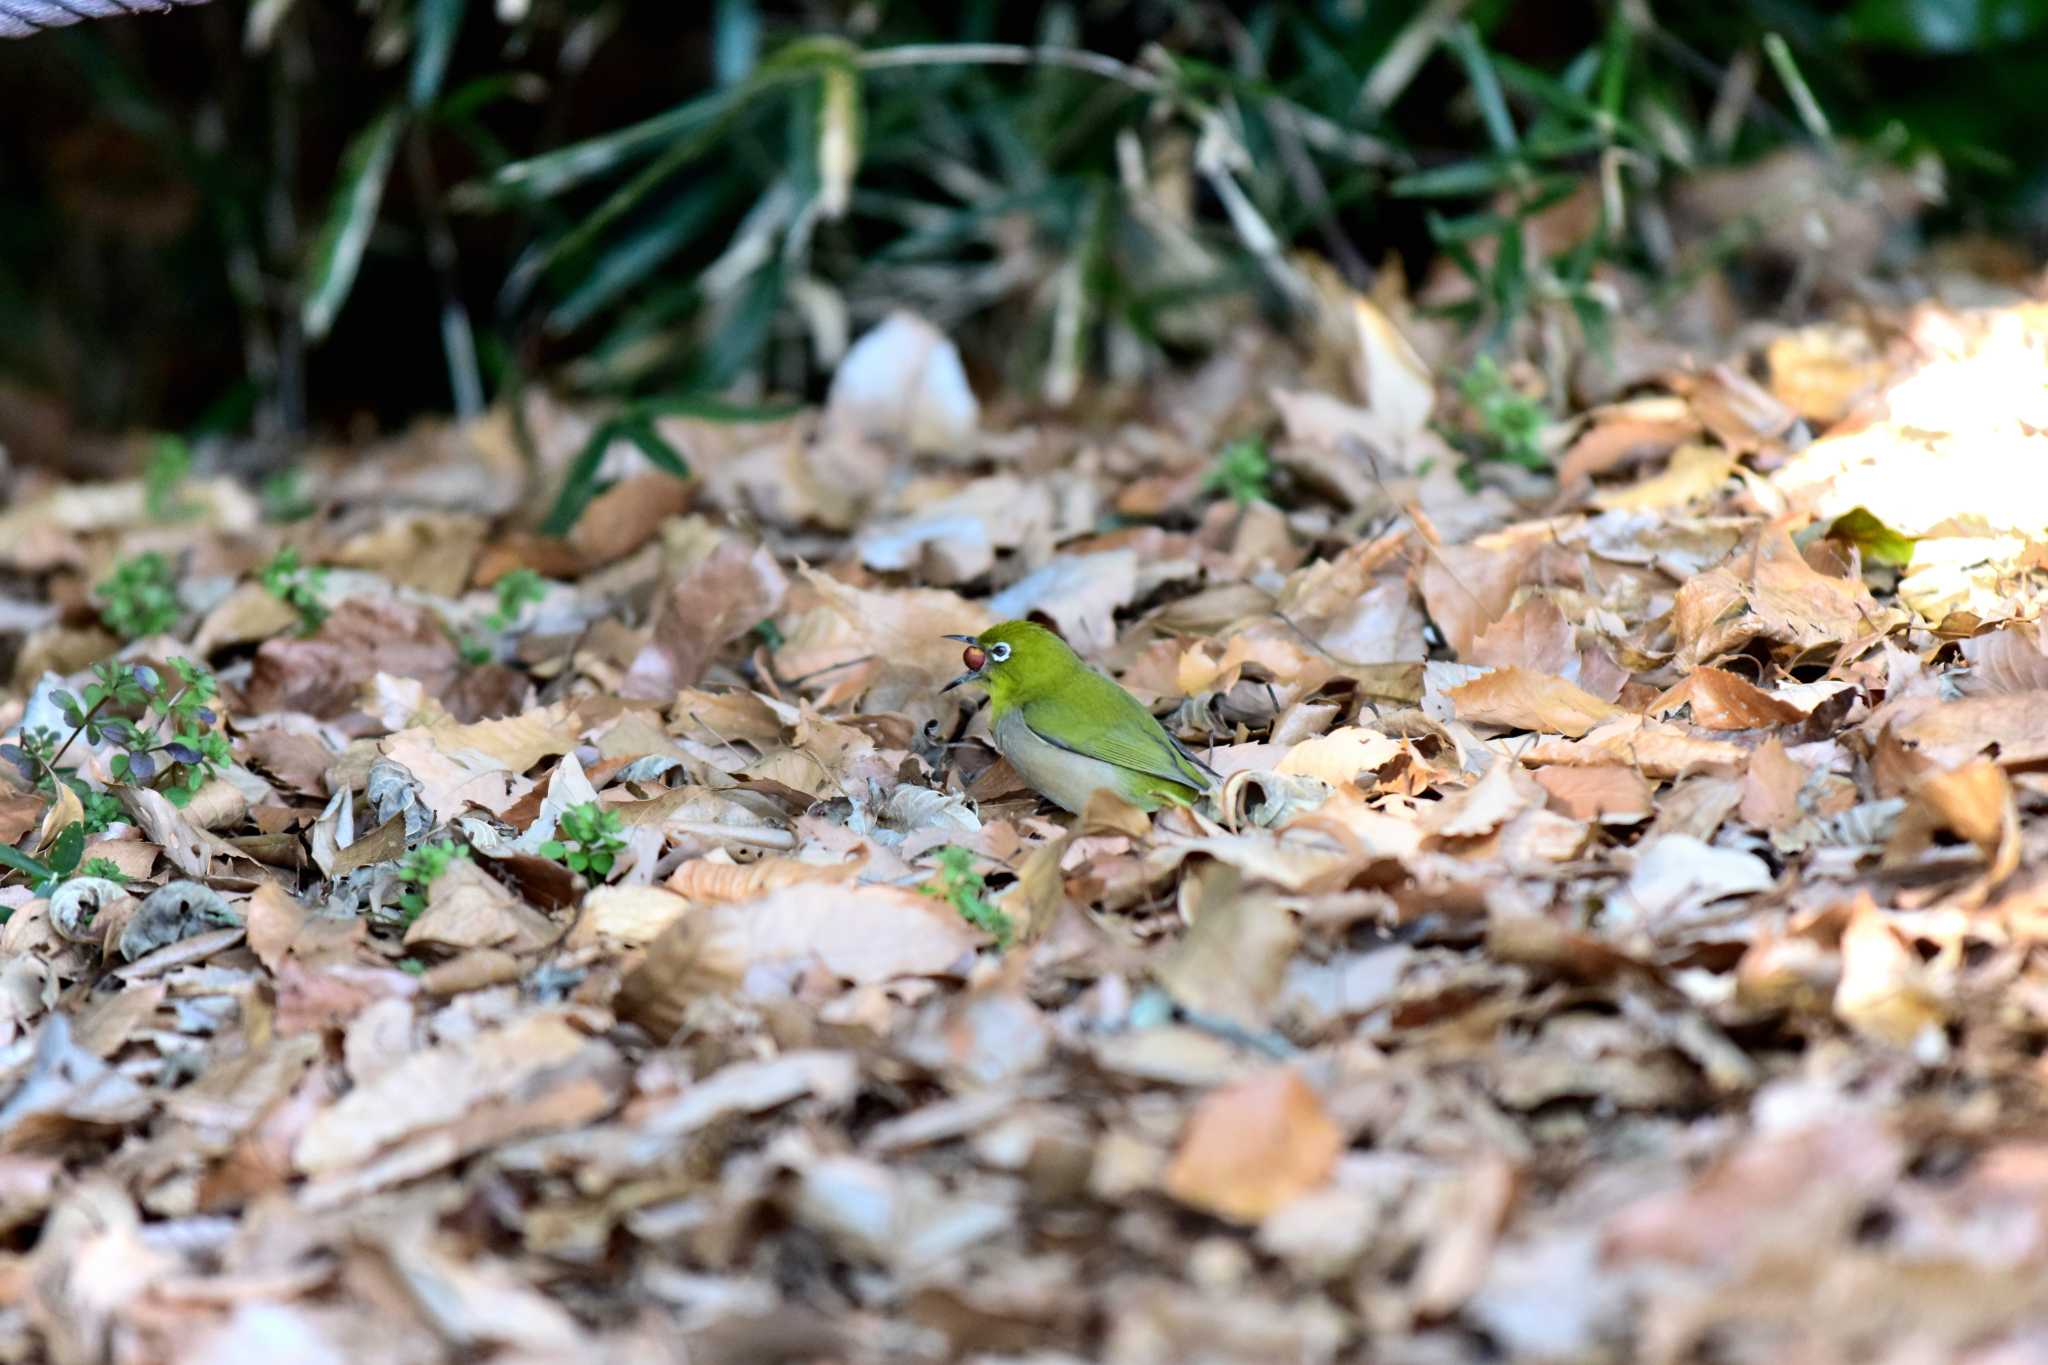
[942,634,984,693]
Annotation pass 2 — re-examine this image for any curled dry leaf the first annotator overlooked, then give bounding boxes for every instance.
[118,880,240,962]
[46,877,137,948]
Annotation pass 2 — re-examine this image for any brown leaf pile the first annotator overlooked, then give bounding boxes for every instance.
[4,250,2048,1365]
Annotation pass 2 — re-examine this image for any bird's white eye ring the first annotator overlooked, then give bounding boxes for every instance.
[990,642,1011,663]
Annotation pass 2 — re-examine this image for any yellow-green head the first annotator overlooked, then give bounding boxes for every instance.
[943,621,1216,814]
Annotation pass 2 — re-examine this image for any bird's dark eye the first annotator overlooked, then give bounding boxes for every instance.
[990,642,1011,662]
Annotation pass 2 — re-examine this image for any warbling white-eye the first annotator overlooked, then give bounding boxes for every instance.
[943,621,1216,814]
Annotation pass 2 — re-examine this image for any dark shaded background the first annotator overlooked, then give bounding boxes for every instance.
[1,0,2043,472]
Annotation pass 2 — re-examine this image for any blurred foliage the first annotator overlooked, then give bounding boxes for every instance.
[0,0,2043,463]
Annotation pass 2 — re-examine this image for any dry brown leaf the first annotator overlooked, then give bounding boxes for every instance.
[1504,716,1746,779]
[1532,764,1655,824]
[1887,693,2048,769]
[1834,901,1946,1050]
[404,858,561,954]
[1673,528,1899,669]
[244,599,460,718]
[664,851,863,903]
[773,569,991,706]
[1766,322,1888,424]
[1351,295,1435,437]
[1556,396,1698,487]
[622,520,788,698]
[1418,526,1549,659]
[1426,758,1547,838]
[292,1010,602,1175]
[1884,759,2020,906]
[568,884,690,948]
[1274,726,1401,790]
[1162,1069,1343,1224]
[1154,866,1298,1029]
[1449,667,1625,738]
[1648,667,1807,730]
[1738,738,1808,832]
[380,704,579,821]
[1591,441,1738,512]
[693,883,981,986]
[1470,595,1578,677]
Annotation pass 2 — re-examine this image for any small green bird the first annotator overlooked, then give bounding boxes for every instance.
[943,621,1217,814]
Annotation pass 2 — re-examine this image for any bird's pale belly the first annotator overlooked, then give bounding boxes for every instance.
[991,708,1132,814]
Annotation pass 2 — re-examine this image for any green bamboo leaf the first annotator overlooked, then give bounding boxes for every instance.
[547,182,734,335]
[714,0,762,85]
[486,88,740,201]
[302,106,406,340]
[0,843,52,881]
[409,0,467,108]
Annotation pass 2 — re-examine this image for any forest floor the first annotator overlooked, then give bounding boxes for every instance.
[4,202,2048,1365]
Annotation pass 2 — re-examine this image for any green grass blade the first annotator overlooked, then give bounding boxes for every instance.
[1447,23,1519,153]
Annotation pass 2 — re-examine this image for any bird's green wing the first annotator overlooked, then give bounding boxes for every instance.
[1019,669,1216,792]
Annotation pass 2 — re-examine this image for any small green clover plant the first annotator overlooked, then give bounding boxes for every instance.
[145,436,196,521]
[1205,438,1273,506]
[923,844,1012,948]
[460,569,548,665]
[97,552,182,640]
[77,857,130,885]
[261,545,329,633]
[541,801,625,879]
[1455,355,1551,472]
[395,838,470,922]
